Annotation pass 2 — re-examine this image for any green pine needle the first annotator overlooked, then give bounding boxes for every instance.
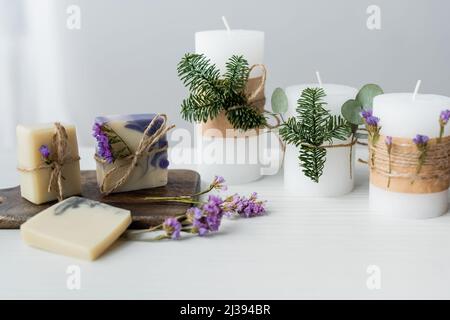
[177,53,265,131]
[280,87,351,183]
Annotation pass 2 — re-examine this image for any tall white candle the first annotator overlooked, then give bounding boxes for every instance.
[284,84,358,196]
[194,25,266,185]
[195,30,264,74]
[371,92,450,218]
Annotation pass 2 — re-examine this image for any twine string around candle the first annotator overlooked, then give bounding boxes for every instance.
[95,114,175,195]
[17,122,80,201]
[369,135,450,192]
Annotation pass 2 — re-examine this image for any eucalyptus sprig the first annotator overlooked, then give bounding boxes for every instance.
[177,53,267,131]
[279,87,352,182]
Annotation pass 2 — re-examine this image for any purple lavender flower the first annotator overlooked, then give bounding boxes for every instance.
[92,123,114,164]
[211,175,227,191]
[440,109,450,125]
[385,136,393,146]
[39,145,50,159]
[360,110,380,127]
[360,110,373,119]
[162,217,182,240]
[221,193,266,218]
[413,134,429,146]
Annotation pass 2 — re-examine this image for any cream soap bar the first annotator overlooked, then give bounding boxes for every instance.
[93,114,169,193]
[17,123,82,205]
[21,197,132,260]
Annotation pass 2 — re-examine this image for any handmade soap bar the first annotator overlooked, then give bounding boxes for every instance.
[21,197,132,260]
[16,123,82,205]
[93,114,169,194]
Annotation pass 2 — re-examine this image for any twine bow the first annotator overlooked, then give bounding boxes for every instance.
[17,122,80,202]
[96,114,175,195]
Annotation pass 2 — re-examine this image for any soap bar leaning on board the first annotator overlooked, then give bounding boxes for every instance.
[93,114,169,193]
[21,197,132,260]
[16,123,82,205]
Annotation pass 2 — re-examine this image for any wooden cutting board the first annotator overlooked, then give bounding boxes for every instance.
[0,169,200,229]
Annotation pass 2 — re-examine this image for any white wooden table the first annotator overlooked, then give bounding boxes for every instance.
[1,147,450,299]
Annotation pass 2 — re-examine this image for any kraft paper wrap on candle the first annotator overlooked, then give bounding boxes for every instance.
[369,135,450,194]
[95,114,175,195]
[17,122,81,202]
[200,65,266,138]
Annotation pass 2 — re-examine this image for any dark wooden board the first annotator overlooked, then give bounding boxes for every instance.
[0,169,200,229]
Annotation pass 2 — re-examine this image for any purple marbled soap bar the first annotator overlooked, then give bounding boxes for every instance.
[93,114,169,193]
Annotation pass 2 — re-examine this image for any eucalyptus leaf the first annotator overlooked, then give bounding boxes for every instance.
[271,87,289,114]
[356,84,383,110]
[341,99,364,125]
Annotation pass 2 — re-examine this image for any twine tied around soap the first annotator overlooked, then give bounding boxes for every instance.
[95,114,175,195]
[17,122,80,201]
[369,135,450,193]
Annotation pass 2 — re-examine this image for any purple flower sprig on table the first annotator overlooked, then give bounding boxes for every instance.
[39,145,52,165]
[222,192,266,218]
[438,109,450,142]
[126,176,267,241]
[412,134,429,180]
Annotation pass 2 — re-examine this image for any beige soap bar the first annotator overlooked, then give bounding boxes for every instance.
[17,123,82,204]
[21,197,132,260]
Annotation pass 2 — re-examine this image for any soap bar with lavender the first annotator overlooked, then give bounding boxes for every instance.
[93,114,169,193]
[16,123,81,205]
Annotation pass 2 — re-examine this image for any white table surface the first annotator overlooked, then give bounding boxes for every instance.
[1,147,450,300]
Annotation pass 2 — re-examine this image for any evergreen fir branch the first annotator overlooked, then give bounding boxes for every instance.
[279,87,351,183]
[323,115,351,143]
[223,55,250,96]
[279,117,305,147]
[177,53,223,100]
[181,93,222,123]
[299,145,327,183]
[226,106,267,131]
[177,53,266,131]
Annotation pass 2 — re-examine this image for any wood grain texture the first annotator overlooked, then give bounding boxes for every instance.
[0,169,200,229]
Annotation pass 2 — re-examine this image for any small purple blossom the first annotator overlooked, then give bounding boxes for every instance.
[211,175,227,191]
[222,192,266,218]
[413,134,429,146]
[360,110,373,119]
[361,110,379,127]
[163,217,182,240]
[92,123,114,164]
[440,109,450,125]
[39,145,50,159]
[186,207,210,236]
[385,136,393,146]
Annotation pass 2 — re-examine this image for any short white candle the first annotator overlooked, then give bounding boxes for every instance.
[371,92,450,218]
[194,23,265,185]
[284,84,358,196]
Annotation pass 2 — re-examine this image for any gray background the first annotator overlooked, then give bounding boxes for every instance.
[2,0,450,146]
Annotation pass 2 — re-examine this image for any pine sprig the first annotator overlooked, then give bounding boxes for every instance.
[279,87,351,183]
[226,106,267,132]
[177,53,266,130]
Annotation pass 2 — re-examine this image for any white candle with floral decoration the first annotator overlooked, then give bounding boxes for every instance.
[283,84,357,197]
[370,93,450,219]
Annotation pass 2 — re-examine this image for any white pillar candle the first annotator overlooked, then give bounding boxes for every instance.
[371,93,450,219]
[284,84,358,196]
[194,27,265,185]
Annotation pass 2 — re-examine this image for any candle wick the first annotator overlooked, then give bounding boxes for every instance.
[412,80,421,101]
[316,71,323,88]
[222,16,231,33]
